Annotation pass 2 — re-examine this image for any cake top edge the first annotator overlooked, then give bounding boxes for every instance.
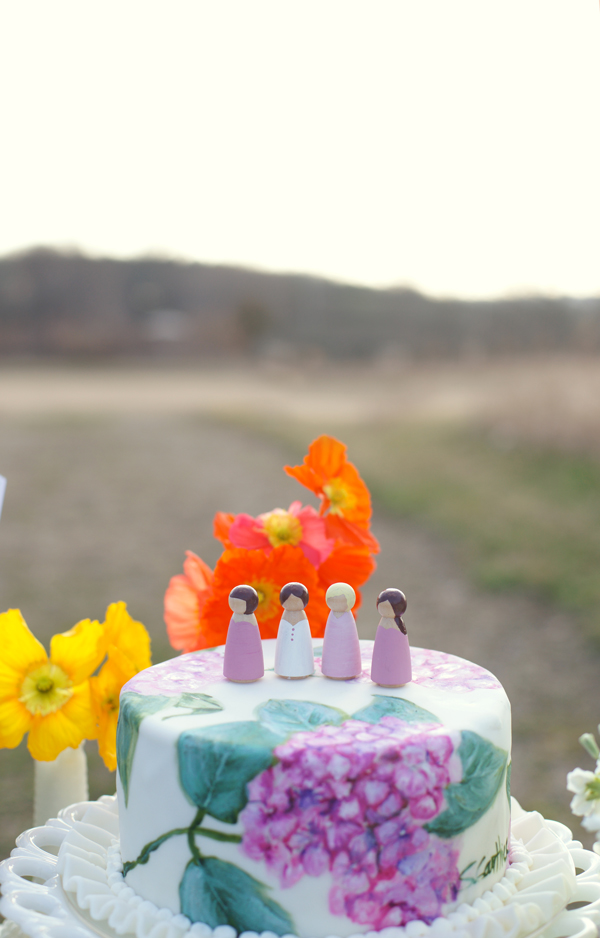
[123,640,504,698]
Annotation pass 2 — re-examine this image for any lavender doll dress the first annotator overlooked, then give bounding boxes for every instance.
[321,610,362,679]
[223,617,264,682]
[371,624,412,686]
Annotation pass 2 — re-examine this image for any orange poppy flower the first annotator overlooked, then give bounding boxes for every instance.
[213,512,235,549]
[200,545,328,643]
[164,551,214,653]
[324,514,380,554]
[317,543,376,594]
[285,435,374,530]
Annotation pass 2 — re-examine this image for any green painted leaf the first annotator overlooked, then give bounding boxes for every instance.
[180,857,294,934]
[506,761,512,804]
[162,693,223,719]
[256,698,348,737]
[425,730,508,838]
[117,692,171,806]
[313,645,323,656]
[178,721,279,823]
[352,694,440,725]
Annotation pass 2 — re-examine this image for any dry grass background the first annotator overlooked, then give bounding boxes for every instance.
[1,355,600,860]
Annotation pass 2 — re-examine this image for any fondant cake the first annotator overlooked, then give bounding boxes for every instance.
[116,639,511,938]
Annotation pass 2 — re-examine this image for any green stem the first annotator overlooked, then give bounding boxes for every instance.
[123,827,190,875]
[188,808,204,864]
[121,812,241,876]
[195,827,242,844]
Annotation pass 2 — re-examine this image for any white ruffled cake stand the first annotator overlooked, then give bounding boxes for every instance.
[0,796,599,938]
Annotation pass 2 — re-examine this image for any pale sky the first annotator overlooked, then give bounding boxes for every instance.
[0,1,598,299]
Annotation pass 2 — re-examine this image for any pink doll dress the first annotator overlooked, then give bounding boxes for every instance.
[321,610,362,679]
[223,618,264,682]
[370,624,412,686]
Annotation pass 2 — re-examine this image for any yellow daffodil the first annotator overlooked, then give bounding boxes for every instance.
[102,601,151,673]
[90,601,152,771]
[90,645,136,771]
[0,609,104,761]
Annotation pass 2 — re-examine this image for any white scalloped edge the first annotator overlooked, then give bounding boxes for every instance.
[1,796,600,938]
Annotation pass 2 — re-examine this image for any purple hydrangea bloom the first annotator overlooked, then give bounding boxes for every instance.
[240,716,461,929]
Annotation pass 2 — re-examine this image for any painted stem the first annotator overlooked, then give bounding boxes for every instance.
[122,812,242,875]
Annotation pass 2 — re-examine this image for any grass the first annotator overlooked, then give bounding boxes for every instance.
[248,416,600,642]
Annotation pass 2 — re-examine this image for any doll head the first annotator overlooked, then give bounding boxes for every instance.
[376,588,407,633]
[280,581,309,612]
[229,584,259,616]
[326,582,356,614]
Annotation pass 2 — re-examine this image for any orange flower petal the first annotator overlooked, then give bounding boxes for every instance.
[318,544,376,591]
[164,553,214,653]
[285,435,373,526]
[200,545,327,644]
[213,512,236,549]
[325,514,380,553]
[183,551,214,592]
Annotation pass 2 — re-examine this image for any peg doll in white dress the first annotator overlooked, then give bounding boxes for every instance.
[274,581,314,679]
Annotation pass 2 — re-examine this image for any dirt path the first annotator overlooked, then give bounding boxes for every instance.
[0,412,595,857]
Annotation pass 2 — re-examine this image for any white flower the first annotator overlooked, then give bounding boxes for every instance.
[567,765,600,818]
[582,813,600,833]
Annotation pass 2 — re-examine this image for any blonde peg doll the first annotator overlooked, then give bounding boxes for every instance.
[321,582,362,680]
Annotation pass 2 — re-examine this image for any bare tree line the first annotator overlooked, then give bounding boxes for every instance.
[1,248,599,360]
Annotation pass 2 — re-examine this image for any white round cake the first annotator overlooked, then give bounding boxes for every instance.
[116,640,511,938]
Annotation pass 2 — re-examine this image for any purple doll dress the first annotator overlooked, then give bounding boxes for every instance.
[370,624,412,686]
[223,617,264,682]
[321,610,362,679]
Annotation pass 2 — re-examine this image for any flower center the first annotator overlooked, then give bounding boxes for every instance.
[585,778,600,801]
[262,509,303,548]
[323,477,358,515]
[102,693,119,713]
[250,578,279,620]
[20,663,73,717]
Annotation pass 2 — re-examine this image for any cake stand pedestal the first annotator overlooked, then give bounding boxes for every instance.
[1,796,599,938]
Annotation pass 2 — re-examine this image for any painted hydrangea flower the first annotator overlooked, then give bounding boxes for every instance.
[240,716,461,928]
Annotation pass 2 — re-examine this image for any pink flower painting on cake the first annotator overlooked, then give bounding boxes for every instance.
[239,716,462,928]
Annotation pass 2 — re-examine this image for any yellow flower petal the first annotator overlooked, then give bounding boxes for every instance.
[102,602,151,673]
[91,653,135,772]
[50,619,104,685]
[96,707,118,772]
[0,697,32,749]
[0,660,25,703]
[0,609,47,676]
[27,682,96,761]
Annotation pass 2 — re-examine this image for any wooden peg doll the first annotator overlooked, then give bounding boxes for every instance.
[275,581,314,679]
[370,588,411,687]
[223,584,264,682]
[321,582,362,680]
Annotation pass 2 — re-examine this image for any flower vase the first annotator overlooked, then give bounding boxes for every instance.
[33,743,89,827]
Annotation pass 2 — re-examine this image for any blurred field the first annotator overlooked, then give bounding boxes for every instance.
[1,355,600,859]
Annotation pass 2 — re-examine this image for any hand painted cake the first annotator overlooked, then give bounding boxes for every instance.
[116,639,511,938]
